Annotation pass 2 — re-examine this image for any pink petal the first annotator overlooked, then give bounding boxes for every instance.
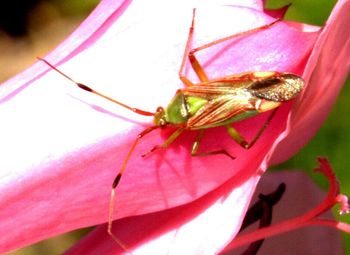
[0,1,318,253]
[271,0,350,164]
[65,173,260,255]
[66,171,344,255]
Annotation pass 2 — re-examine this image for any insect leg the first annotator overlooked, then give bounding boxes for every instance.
[191,130,235,159]
[108,125,159,249]
[37,57,154,116]
[187,18,280,83]
[178,9,209,86]
[246,108,278,149]
[191,129,205,155]
[141,128,185,157]
[225,108,278,149]
[225,125,249,149]
[190,19,280,58]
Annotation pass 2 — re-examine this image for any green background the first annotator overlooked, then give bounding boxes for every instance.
[5,0,349,254]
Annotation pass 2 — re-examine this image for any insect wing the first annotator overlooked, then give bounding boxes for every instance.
[182,78,259,129]
[186,93,256,129]
[184,77,255,99]
[248,73,304,102]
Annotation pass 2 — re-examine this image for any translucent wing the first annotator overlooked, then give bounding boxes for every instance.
[182,72,304,128]
[184,72,304,101]
[187,93,254,128]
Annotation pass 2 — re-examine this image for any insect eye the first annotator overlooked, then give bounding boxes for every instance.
[156,107,164,113]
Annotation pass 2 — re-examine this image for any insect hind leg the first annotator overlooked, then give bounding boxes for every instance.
[189,18,280,58]
[225,108,278,149]
[187,18,281,84]
[178,9,209,86]
[179,11,280,87]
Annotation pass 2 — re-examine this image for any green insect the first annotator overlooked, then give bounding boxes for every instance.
[38,9,304,247]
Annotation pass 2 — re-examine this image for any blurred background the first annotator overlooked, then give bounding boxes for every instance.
[0,0,98,83]
[1,0,349,254]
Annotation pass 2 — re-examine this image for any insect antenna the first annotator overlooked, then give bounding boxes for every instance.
[37,57,155,117]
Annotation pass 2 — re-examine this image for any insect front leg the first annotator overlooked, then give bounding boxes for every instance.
[108,126,159,252]
[191,130,235,159]
[225,108,278,149]
[141,128,185,157]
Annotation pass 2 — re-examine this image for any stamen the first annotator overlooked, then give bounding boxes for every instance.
[222,157,350,253]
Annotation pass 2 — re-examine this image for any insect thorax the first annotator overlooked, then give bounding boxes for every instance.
[165,92,207,125]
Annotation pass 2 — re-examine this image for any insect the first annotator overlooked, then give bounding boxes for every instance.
[38,9,304,249]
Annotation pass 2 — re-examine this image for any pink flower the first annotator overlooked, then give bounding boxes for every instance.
[0,0,349,254]
[66,158,349,255]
